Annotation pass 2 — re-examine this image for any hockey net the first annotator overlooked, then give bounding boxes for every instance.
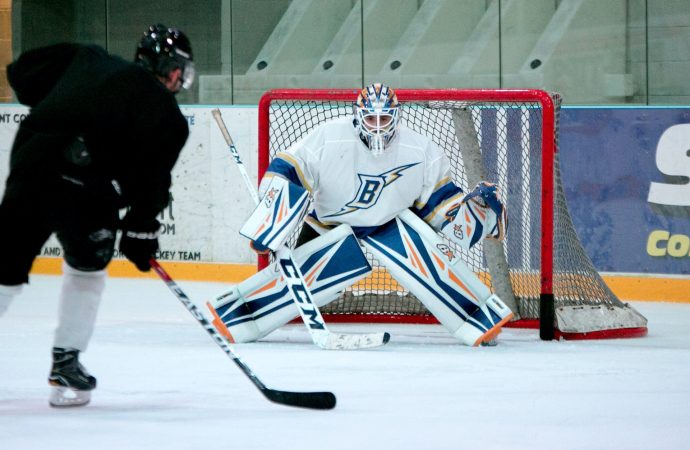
[257,89,647,340]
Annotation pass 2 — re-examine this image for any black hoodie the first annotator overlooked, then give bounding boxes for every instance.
[5,43,189,221]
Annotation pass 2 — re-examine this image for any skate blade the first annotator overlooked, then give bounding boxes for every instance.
[49,386,91,408]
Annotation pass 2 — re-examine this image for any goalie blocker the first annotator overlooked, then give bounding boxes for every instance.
[239,175,311,252]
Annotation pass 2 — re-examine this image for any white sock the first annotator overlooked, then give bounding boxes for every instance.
[53,263,106,352]
[0,284,22,317]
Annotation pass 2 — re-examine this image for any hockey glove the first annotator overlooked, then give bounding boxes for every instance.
[440,182,507,250]
[119,215,160,272]
[462,181,507,241]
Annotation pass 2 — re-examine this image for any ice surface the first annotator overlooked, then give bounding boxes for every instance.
[1,275,689,450]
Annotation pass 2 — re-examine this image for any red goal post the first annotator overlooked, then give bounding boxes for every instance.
[257,88,647,341]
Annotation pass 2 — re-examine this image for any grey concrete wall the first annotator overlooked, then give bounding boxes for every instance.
[647,0,690,104]
[9,0,690,105]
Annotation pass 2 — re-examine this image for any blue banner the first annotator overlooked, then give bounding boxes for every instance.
[560,108,690,275]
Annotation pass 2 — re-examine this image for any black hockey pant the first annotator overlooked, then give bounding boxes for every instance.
[0,174,118,286]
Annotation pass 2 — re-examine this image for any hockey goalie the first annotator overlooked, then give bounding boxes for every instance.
[209,83,513,347]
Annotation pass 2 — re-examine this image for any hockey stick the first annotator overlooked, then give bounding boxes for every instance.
[211,108,389,350]
[150,259,336,409]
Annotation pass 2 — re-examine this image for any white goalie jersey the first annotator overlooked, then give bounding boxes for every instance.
[261,117,464,235]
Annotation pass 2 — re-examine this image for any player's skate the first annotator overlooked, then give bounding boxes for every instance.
[48,347,97,407]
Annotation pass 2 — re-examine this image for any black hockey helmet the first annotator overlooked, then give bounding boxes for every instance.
[135,24,194,89]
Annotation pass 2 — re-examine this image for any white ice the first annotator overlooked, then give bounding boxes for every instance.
[1,274,689,450]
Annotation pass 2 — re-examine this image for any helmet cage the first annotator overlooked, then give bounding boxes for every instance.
[173,49,195,90]
[356,107,398,156]
[353,83,400,157]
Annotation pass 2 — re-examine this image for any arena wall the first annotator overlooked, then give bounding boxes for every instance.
[0,104,687,302]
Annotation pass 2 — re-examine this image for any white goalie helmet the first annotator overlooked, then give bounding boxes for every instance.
[353,83,400,156]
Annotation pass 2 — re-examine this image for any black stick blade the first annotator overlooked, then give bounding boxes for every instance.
[262,389,336,410]
[150,260,338,411]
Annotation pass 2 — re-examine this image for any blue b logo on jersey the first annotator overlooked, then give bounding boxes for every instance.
[352,177,383,207]
[324,162,420,218]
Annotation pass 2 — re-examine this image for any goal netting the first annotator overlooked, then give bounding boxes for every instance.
[257,89,647,340]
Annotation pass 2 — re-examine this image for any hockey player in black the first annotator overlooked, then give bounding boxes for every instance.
[0,24,194,407]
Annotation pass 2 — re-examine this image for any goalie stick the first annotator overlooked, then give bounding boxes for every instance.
[211,108,390,350]
[150,259,336,409]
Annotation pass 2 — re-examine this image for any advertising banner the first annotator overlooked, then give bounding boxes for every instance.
[560,108,689,275]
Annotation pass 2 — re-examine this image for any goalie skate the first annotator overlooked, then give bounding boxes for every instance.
[48,348,96,408]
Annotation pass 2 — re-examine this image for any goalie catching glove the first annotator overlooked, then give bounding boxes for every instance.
[440,181,507,251]
[119,213,160,271]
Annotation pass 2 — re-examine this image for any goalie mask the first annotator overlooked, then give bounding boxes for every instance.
[135,24,195,91]
[353,83,400,156]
